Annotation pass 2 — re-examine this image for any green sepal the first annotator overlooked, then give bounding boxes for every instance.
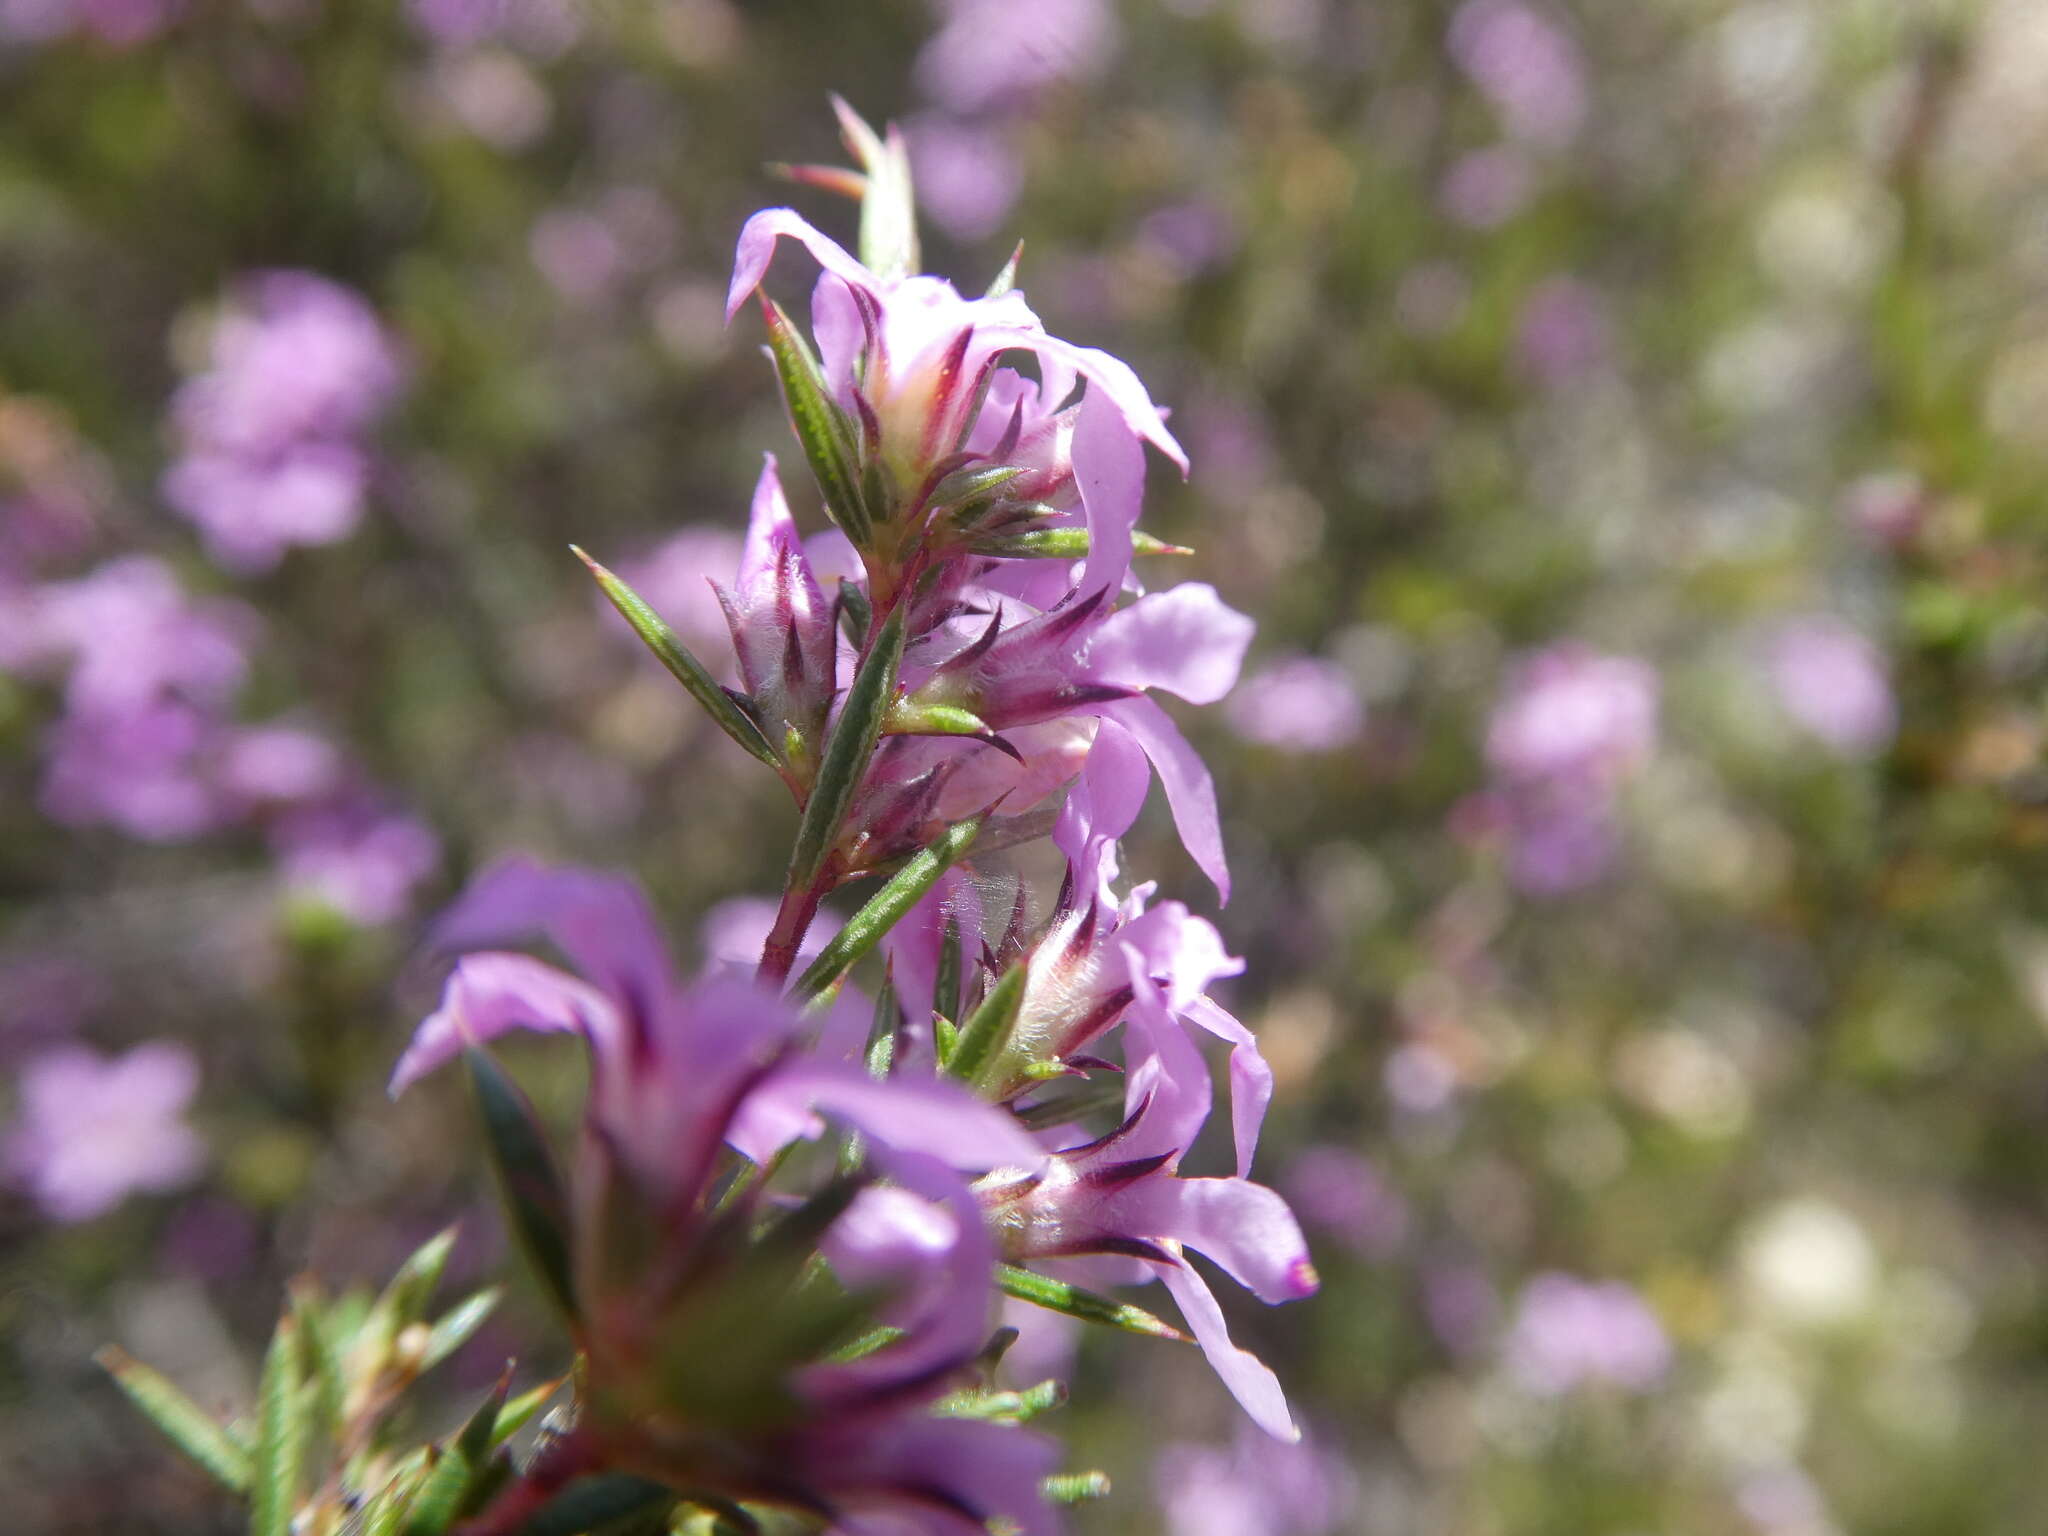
[934,918,962,1034]
[503,1474,675,1536]
[865,969,899,1080]
[792,814,984,1004]
[943,959,1028,1094]
[761,297,871,545]
[574,547,782,772]
[464,1045,578,1324]
[1043,1471,1114,1505]
[882,700,1003,741]
[492,1378,564,1448]
[400,1374,509,1536]
[1013,1077,1129,1132]
[994,1263,1192,1342]
[96,1346,252,1494]
[786,603,906,894]
[251,1312,309,1536]
[287,1281,344,1457]
[985,240,1024,299]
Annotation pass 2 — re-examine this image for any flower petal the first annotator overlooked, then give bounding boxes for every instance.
[1155,1259,1300,1442]
[1096,696,1231,904]
[1113,1174,1318,1306]
[725,207,880,321]
[1085,583,1253,706]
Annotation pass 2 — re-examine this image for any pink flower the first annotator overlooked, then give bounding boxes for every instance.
[1766,615,1895,756]
[1503,1273,1671,1394]
[1225,655,1363,752]
[6,1042,204,1221]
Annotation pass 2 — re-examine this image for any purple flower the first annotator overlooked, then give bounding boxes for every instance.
[1502,1272,1671,1394]
[977,999,1317,1441]
[1282,1146,1408,1259]
[271,794,440,925]
[393,858,1060,1533]
[906,116,1025,243]
[1154,1423,1355,1536]
[1447,0,1587,147]
[914,0,1116,116]
[1438,145,1536,229]
[1766,615,1895,756]
[39,696,223,840]
[163,272,402,572]
[5,1042,204,1221]
[1486,644,1657,787]
[1225,655,1363,752]
[1516,276,1611,386]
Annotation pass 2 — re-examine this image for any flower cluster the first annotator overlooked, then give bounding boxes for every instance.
[389,104,1314,1533]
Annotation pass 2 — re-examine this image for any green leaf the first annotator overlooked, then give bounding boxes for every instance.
[250,1314,308,1536]
[287,1282,343,1457]
[972,528,1192,560]
[508,1474,675,1536]
[881,700,1003,740]
[865,969,899,1080]
[994,1263,1191,1342]
[786,603,906,894]
[402,1376,509,1536]
[944,959,1028,1094]
[421,1286,502,1372]
[96,1347,251,1494]
[791,814,984,1004]
[574,547,781,771]
[761,298,871,545]
[465,1046,577,1323]
[381,1227,459,1330]
[933,1377,1066,1423]
[1042,1471,1113,1504]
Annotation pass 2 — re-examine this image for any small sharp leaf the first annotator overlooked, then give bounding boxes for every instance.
[792,815,984,1004]
[944,959,1028,1095]
[421,1286,502,1372]
[761,298,871,545]
[251,1314,308,1536]
[994,1263,1191,1343]
[575,547,782,771]
[508,1474,676,1536]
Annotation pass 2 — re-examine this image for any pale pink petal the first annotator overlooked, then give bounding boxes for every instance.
[1085,583,1253,705]
[1156,1260,1300,1442]
[725,207,879,321]
[389,951,619,1096]
[1097,696,1231,904]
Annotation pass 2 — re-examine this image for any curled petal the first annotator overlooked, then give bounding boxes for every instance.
[726,207,880,322]
[389,952,619,1097]
[736,1060,1048,1174]
[1183,996,1273,1178]
[1071,387,1144,600]
[1053,712,1151,877]
[988,326,1187,474]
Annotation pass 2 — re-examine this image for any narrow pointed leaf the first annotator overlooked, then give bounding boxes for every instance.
[793,815,984,1003]
[97,1347,251,1494]
[865,969,899,1080]
[762,298,871,544]
[994,1263,1191,1342]
[973,528,1192,560]
[465,1046,577,1323]
[251,1315,308,1536]
[944,959,1028,1094]
[510,1475,675,1536]
[421,1286,502,1371]
[288,1282,343,1455]
[575,547,781,770]
[1013,1078,1129,1132]
[402,1376,509,1536]
[934,1378,1066,1423]
[786,603,905,892]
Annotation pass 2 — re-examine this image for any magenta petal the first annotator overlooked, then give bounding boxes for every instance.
[1053,712,1150,872]
[725,207,880,321]
[805,1416,1063,1536]
[1155,1259,1300,1442]
[1071,387,1143,599]
[389,951,618,1097]
[1113,1175,1318,1306]
[1085,583,1253,705]
[1097,696,1231,904]
[432,855,679,1013]
[741,1061,1048,1173]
